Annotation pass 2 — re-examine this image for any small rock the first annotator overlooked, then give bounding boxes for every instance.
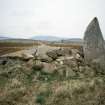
[42,62,57,74]
[0,57,8,65]
[38,55,53,63]
[21,53,34,60]
[46,50,58,60]
[84,66,95,77]
[56,48,72,56]
[66,67,77,78]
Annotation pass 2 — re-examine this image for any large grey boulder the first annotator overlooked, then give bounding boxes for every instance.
[83,17,105,71]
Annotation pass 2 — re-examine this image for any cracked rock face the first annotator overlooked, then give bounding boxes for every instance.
[83,17,105,70]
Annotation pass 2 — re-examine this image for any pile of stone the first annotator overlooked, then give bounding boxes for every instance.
[1,17,105,78]
[33,46,86,78]
[34,17,105,77]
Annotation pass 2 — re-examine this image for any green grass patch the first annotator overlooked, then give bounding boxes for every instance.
[36,90,52,105]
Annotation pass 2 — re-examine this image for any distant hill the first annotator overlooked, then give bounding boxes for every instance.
[0,36,10,40]
[0,38,38,44]
[61,38,83,45]
[0,35,84,45]
[31,35,65,41]
[62,38,83,42]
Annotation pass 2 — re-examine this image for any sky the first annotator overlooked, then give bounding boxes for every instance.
[0,0,105,39]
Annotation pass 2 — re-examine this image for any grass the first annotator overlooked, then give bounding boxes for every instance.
[0,57,105,105]
[0,76,8,87]
[0,41,40,56]
[0,65,105,105]
[0,41,39,47]
[0,47,24,56]
[36,90,52,105]
[46,43,82,49]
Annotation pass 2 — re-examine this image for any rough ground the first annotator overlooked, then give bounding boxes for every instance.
[0,43,105,105]
[2,43,59,58]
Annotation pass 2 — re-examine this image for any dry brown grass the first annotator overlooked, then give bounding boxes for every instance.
[0,42,40,56]
[0,47,25,56]
[0,42,39,47]
[46,43,82,49]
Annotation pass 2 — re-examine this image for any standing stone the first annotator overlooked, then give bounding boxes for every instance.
[83,17,105,71]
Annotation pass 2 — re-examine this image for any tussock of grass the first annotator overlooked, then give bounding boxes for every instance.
[0,58,105,105]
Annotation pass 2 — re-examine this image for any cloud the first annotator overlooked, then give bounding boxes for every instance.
[0,0,105,38]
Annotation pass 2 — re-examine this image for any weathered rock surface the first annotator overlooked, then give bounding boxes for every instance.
[0,57,8,65]
[42,62,57,74]
[46,48,72,60]
[56,48,72,56]
[38,55,53,63]
[21,53,34,60]
[91,56,105,74]
[46,50,58,60]
[83,17,105,71]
